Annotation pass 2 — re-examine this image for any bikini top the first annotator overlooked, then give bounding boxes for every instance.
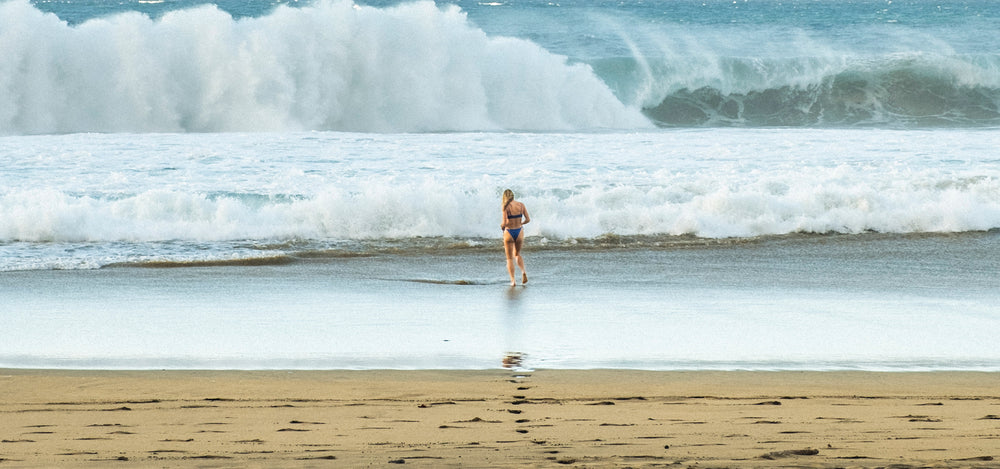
[505,202,524,219]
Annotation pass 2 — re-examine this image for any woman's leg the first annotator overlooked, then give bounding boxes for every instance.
[514,234,527,284]
[504,232,517,286]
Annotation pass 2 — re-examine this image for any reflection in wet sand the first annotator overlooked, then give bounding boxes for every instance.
[503,286,525,369]
[502,352,523,369]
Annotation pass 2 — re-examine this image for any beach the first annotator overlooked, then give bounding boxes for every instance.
[2,369,998,467]
[3,1,999,467]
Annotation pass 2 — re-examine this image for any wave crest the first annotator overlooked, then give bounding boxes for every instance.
[0,0,648,134]
[620,53,1000,127]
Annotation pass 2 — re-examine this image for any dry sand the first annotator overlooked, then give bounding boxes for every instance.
[1,369,998,468]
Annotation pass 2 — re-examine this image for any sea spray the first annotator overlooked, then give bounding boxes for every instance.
[632,53,1000,127]
[579,3,1000,127]
[0,0,648,134]
[5,0,999,131]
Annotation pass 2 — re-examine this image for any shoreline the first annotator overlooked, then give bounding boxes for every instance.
[2,369,997,467]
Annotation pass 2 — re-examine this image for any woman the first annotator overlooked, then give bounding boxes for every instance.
[501,189,530,286]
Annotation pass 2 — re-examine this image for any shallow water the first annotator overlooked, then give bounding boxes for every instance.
[3,233,997,370]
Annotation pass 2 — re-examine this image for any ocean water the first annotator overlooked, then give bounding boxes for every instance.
[1,0,998,370]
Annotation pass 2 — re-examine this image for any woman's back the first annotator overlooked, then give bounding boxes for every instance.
[505,201,526,229]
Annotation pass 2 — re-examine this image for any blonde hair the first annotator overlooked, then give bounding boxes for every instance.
[502,189,514,211]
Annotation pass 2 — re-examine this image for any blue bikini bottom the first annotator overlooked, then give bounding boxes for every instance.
[505,227,522,240]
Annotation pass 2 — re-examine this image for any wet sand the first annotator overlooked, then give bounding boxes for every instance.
[6,235,1000,371]
[1,369,998,467]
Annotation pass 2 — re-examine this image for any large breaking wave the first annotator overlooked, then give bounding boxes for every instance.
[3,0,998,133]
[621,53,1000,128]
[0,0,648,134]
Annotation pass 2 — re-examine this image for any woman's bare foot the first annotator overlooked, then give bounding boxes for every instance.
[522,273,528,284]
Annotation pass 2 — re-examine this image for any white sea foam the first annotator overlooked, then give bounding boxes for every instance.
[2,130,999,254]
[2,167,997,246]
[0,0,648,134]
